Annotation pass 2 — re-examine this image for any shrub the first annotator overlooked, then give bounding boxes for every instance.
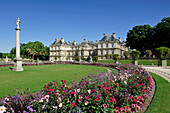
[74,56,80,61]
[155,47,170,60]
[123,51,130,59]
[81,58,86,61]
[130,50,141,61]
[112,54,119,62]
[93,56,98,62]
[55,57,58,61]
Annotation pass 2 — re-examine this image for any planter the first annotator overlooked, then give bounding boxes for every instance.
[132,60,138,65]
[158,60,167,67]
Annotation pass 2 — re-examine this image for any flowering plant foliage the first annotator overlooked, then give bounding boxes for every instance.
[0,63,153,113]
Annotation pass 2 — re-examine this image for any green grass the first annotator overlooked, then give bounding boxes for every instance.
[0,64,107,97]
[98,59,170,66]
[146,73,170,113]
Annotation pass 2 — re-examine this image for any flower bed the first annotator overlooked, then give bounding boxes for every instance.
[0,64,154,113]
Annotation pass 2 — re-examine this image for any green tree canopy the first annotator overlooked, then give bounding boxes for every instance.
[126,25,153,55]
[154,17,170,48]
[155,47,170,60]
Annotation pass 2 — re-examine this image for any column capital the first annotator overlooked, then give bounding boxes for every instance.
[15,28,21,30]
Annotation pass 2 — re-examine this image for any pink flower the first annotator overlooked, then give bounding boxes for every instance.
[63,80,66,83]
[70,102,75,107]
[115,90,118,92]
[103,104,107,108]
[95,96,100,101]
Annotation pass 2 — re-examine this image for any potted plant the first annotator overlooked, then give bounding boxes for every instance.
[130,50,141,65]
[112,54,119,63]
[155,47,170,66]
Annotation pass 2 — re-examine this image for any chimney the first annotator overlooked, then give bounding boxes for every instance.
[74,41,76,45]
[118,37,121,42]
[61,37,64,43]
[96,40,98,43]
[55,38,58,41]
[113,32,116,38]
[103,33,106,36]
[83,38,86,41]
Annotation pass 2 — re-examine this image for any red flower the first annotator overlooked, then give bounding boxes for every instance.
[91,89,95,93]
[50,89,53,92]
[63,80,66,83]
[71,91,76,95]
[100,85,103,88]
[22,99,24,101]
[70,102,75,107]
[103,82,106,86]
[85,96,89,100]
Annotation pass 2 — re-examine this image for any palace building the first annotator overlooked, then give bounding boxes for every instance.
[49,33,129,61]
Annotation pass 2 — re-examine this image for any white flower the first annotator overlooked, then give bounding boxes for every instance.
[0,106,6,113]
[124,81,127,84]
[88,89,91,94]
[77,89,80,93]
[4,97,9,101]
[39,98,44,102]
[42,105,45,109]
[59,103,62,107]
[85,101,88,105]
[44,95,49,99]
[53,106,57,109]
[67,98,70,103]
[115,79,117,81]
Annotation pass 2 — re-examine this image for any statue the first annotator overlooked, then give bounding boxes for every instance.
[16,18,21,28]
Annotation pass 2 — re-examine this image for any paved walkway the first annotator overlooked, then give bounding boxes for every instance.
[142,66,170,82]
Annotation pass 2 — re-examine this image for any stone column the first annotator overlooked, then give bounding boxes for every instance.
[13,18,23,71]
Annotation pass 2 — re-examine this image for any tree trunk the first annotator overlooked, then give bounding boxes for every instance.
[37,55,39,61]
[32,55,34,60]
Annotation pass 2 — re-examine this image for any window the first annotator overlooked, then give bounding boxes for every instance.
[106,51,108,54]
[101,50,103,55]
[101,44,103,48]
[112,50,114,54]
[106,44,108,48]
[112,44,114,47]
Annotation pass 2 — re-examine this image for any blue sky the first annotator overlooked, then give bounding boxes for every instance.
[0,0,170,53]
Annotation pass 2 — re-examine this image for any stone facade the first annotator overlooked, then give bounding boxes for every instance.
[49,33,129,61]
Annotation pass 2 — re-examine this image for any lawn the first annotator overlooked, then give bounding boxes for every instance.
[98,59,170,66]
[0,64,107,97]
[146,73,170,113]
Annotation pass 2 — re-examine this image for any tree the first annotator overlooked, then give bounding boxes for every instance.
[27,42,37,60]
[0,52,2,58]
[10,43,29,58]
[155,47,170,60]
[93,56,98,62]
[123,51,130,59]
[34,41,46,60]
[130,50,141,61]
[112,54,119,63]
[144,50,152,57]
[126,25,154,55]
[27,41,45,60]
[154,17,170,48]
